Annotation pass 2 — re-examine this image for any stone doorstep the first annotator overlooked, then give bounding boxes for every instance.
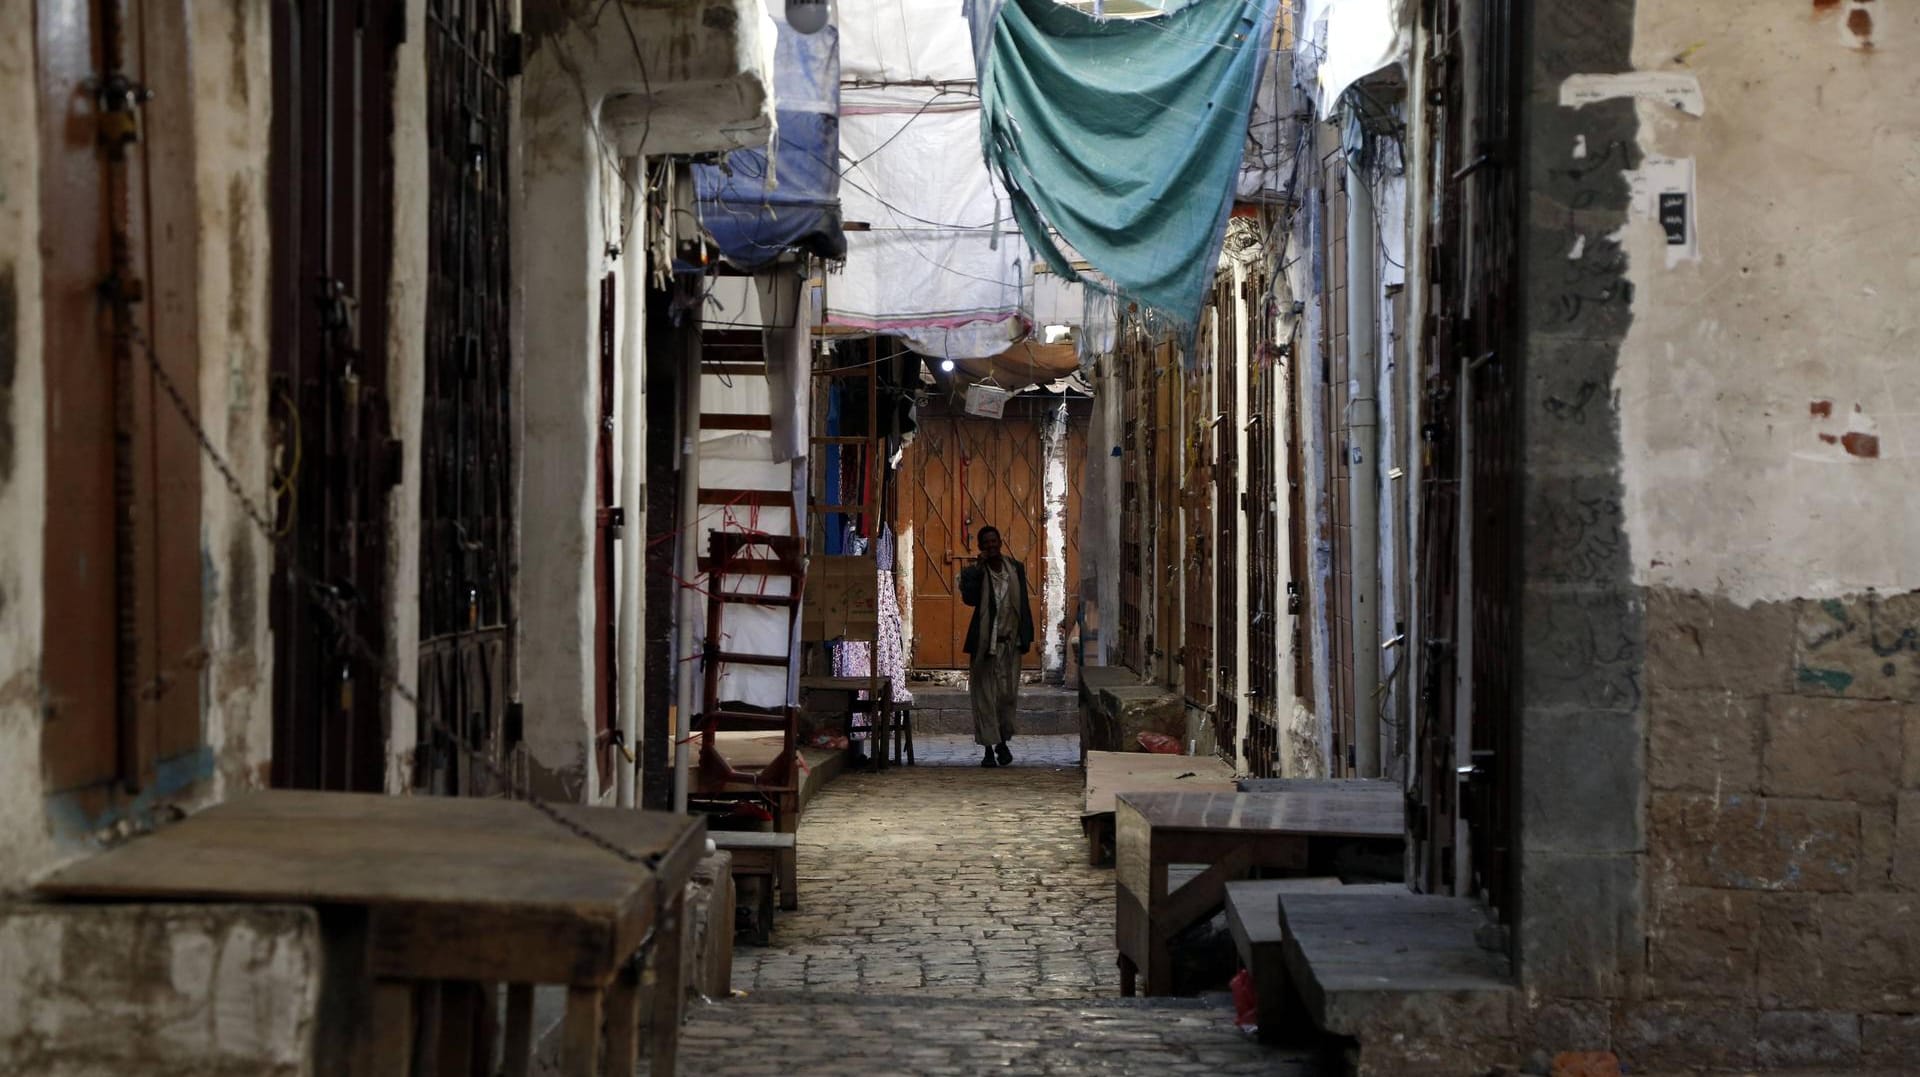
[909,685,1082,735]
[1274,888,1514,1045]
[1224,878,1345,1045]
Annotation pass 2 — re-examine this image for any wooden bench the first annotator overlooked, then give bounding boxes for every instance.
[711,831,798,945]
[35,790,706,1077]
[1114,787,1403,997]
[1080,750,1239,866]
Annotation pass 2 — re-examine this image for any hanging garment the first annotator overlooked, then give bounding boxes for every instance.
[968,0,1278,327]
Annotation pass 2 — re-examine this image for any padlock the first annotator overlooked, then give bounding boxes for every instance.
[99,109,139,148]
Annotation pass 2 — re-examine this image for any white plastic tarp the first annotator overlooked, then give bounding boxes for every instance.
[837,0,977,87]
[691,432,798,709]
[827,98,1027,333]
[1309,0,1409,119]
[700,272,811,461]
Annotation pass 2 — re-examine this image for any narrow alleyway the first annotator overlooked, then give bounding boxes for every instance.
[679,732,1340,1075]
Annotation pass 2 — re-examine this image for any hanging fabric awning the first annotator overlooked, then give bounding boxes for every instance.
[689,17,845,270]
[825,98,1027,335]
[967,0,1277,327]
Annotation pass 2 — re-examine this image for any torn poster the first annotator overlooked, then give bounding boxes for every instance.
[1630,156,1699,267]
[1560,71,1705,117]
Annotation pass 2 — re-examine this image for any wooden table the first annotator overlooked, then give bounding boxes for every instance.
[1080,750,1239,865]
[1113,787,1401,996]
[35,790,706,1077]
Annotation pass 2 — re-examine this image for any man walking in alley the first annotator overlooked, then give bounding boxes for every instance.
[959,526,1035,767]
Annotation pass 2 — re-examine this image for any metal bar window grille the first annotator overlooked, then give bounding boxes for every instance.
[420,0,516,795]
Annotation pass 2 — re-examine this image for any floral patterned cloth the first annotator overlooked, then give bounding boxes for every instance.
[831,527,914,740]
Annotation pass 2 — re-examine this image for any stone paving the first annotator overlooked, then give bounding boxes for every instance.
[681,994,1339,1076]
[677,732,1338,1076]
[733,761,1110,998]
[906,733,1082,768]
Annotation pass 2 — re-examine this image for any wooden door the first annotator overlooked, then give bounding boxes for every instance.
[907,409,1047,669]
[268,0,397,792]
[38,0,204,802]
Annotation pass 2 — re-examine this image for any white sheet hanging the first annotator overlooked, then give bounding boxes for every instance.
[1316,0,1409,118]
[836,0,978,87]
[827,97,1027,332]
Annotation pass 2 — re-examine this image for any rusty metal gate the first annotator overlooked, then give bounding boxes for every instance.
[1245,327,1283,778]
[1319,151,1359,776]
[416,0,517,797]
[1115,339,1146,674]
[1183,338,1215,710]
[269,0,400,792]
[1411,0,1521,920]
[1211,285,1240,752]
[906,405,1048,670]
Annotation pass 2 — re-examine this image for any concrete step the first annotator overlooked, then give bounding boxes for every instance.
[1275,887,1515,1075]
[907,685,1080,735]
[680,992,1343,1076]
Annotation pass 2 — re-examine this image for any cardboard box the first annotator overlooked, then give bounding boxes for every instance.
[801,555,878,641]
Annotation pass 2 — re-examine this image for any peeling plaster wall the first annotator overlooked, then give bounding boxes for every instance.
[0,1,277,890]
[1496,0,1920,1065]
[1617,2,1920,605]
[1606,3,1920,1066]
[384,0,432,792]
[1042,402,1069,679]
[0,904,321,1077]
[0,0,51,890]
[187,0,276,814]
[1080,351,1125,669]
[516,0,773,802]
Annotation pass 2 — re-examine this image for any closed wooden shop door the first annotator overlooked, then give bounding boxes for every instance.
[38,0,205,805]
[906,408,1047,670]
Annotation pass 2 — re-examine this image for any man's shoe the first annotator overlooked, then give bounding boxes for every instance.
[995,742,1013,766]
[980,748,998,768]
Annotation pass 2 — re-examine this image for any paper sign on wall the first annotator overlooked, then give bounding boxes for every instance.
[1629,156,1698,267]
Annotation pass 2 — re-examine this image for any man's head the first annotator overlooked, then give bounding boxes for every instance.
[977,525,1003,564]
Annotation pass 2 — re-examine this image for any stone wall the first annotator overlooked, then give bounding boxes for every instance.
[1508,0,1920,1068]
[0,904,321,1077]
[0,0,277,891]
[1633,589,1920,1071]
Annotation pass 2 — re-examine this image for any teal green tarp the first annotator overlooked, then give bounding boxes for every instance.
[970,0,1277,327]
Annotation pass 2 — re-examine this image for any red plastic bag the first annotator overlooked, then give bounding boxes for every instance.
[1230,968,1259,1034]
[1137,732,1182,754]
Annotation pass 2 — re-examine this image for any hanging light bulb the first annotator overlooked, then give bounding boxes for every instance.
[787,0,829,34]
[939,359,957,373]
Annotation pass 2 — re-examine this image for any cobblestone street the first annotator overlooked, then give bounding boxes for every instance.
[680,733,1337,1075]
